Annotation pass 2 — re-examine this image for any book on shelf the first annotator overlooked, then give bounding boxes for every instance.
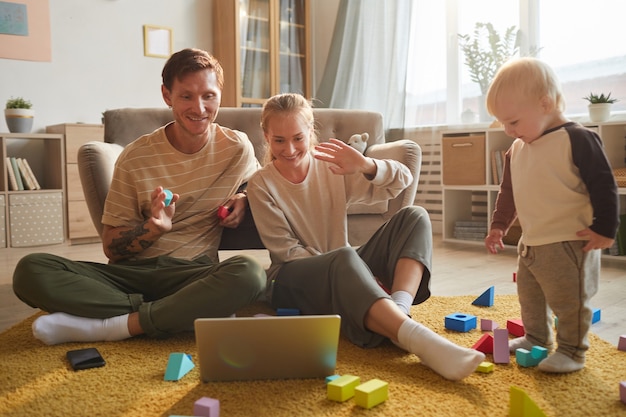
[17,158,40,190]
[6,157,18,191]
[9,157,24,191]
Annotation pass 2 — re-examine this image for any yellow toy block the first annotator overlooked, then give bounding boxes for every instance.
[476,361,494,373]
[509,386,546,417]
[354,379,389,409]
[327,374,360,402]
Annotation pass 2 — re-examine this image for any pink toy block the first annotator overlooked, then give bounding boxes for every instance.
[507,319,525,337]
[327,375,361,402]
[493,328,510,364]
[194,396,220,417]
[620,381,626,404]
[509,386,547,417]
[618,335,626,352]
[515,346,548,367]
[481,319,499,331]
[472,333,494,354]
[354,379,389,409]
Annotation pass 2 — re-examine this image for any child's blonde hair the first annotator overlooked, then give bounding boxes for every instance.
[486,57,565,117]
[260,93,319,165]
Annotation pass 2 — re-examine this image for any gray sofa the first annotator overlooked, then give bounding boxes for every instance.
[78,107,422,250]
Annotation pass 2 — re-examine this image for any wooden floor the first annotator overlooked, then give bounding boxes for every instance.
[1,236,624,345]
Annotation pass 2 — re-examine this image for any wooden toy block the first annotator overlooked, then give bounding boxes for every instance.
[444,313,477,332]
[472,333,494,354]
[618,335,626,352]
[481,319,499,331]
[354,378,389,409]
[513,272,517,282]
[472,286,495,307]
[325,374,340,383]
[507,319,525,337]
[620,381,626,404]
[509,386,547,417]
[515,346,548,367]
[276,308,301,316]
[493,329,510,364]
[592,308,601,324]
[327,374,361,402]
[164,352,195,381]
[194,396,220,417]
[476,361,494,373]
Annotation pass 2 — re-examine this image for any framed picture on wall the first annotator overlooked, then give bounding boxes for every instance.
[143,24,172,58]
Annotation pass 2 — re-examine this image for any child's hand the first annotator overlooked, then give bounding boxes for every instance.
[576,228,615,252]
[485,229,505,254]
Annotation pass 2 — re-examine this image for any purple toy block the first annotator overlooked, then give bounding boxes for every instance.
[444,313,477,332]
[618,335,626,352]
[194,396,220,417]
[620,381,626,405]
[493,328,510,364]
[481,319,499,331]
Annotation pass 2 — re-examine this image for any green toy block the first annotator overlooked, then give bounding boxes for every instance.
[327,374,360,402]
[515,346,548,367]
[354,379,389,409]
[164,352,195,381]
[509,386,546,417]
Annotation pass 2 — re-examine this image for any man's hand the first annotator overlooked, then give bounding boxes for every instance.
[576,228,615,252]
[485,229,505,254]
[219,192,248,229]
[150,187,178,233]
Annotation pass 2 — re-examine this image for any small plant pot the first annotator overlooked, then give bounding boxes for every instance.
[588,103,611,123]
[5,108,35,133]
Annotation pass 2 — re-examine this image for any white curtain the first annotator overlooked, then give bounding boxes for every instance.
[315,0,413,130]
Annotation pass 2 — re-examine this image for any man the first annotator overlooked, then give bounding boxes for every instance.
[13,48,265,344]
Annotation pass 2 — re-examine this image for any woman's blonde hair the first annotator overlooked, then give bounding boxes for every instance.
[486,57,565,117]
[260,93,319,165]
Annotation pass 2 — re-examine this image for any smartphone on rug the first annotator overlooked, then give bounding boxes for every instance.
[66,347,106,371]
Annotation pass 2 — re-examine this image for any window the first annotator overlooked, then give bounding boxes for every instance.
[405,0,626,126]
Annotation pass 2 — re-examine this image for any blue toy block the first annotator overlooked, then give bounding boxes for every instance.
[325,374,341,383]
[472,286,495,307]
[164,352,195,381]
[194,396,220,417]
[509,386,547,417]
[445,313,477,332]
[276,308,301,316]
[515,346,548,367]
[592,308,601,324]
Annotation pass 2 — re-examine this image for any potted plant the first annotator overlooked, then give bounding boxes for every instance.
[5,96,35,133]
[582,92,618,123]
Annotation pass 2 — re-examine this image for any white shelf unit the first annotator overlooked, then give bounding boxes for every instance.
[441,122,626,263]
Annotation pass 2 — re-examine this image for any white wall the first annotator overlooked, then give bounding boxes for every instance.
[0,0,212,132]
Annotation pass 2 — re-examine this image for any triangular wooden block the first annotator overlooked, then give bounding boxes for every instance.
[164,352,195,381]
[509,386,546,417]
[472,286,495,307]
[472,333,494,354]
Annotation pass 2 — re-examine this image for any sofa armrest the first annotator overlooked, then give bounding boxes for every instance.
[365,139,422,217]
[77,141,124,238]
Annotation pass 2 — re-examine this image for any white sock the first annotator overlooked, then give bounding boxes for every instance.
[397,319,485,381]
[509,336,534,353]
[538,351,584,373]
[32,312,132,345]
[391,291,413,316]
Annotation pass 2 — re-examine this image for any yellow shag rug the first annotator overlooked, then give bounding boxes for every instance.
[1,295,625,417]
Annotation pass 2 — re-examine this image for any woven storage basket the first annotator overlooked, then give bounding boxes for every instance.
[614,167,626,187]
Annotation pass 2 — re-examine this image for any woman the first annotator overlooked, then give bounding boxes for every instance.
[248,93,484,380]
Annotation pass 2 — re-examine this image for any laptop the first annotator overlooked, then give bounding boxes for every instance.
[194,315,341,382]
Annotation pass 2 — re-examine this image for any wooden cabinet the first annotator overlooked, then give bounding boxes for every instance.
[0,132,65,247]
[46,123,104,244]
[441,122,626,263]
[214,0,311,107]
